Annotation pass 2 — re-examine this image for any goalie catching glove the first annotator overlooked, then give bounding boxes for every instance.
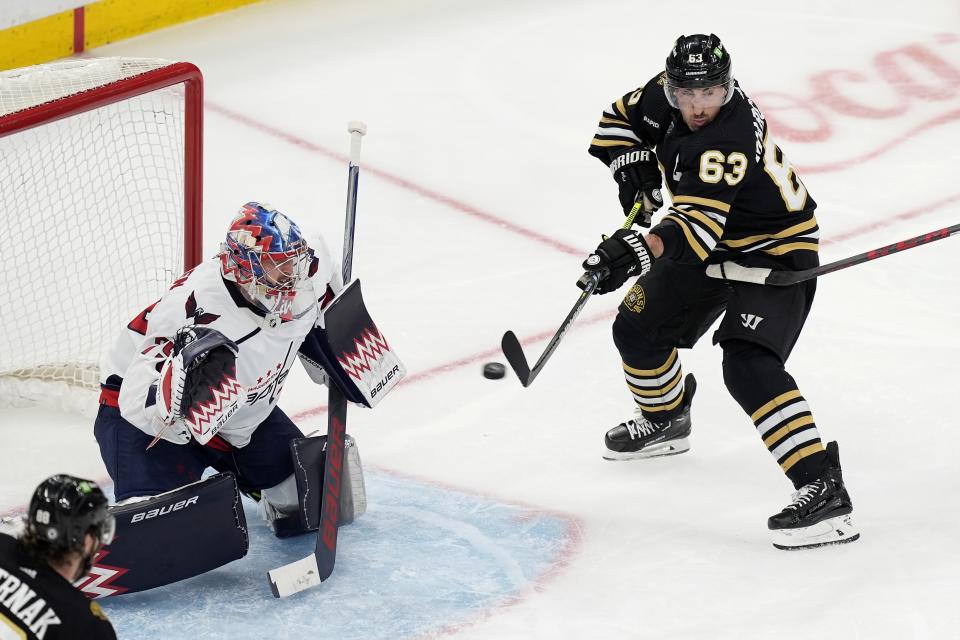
[579,229,656,295]
[154,326,245,445]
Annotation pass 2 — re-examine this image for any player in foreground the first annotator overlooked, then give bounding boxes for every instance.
[583,34,858,549]
[0,475,117,639]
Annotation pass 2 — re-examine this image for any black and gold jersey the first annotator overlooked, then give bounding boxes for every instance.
[589,73,819,270]
[0,534,117,640]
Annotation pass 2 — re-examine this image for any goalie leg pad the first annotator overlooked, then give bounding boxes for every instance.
[258,473,301,535]
[259,473,300,516]
[264,434,367,538]
[75,472,248,598]
[211,405,301,493]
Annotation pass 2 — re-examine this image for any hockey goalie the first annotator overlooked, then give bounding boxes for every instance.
[84,202,404,597]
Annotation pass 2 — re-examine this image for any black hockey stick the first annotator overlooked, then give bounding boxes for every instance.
[501,201,643,387]
[268,121,366,598]
[705,222,960,286]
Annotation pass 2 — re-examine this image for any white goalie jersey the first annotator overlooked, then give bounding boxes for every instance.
[100,251,340,448]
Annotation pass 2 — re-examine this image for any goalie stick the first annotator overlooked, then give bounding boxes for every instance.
[705,222,960,286]
[268,121,366,598]
[502,200,643,387]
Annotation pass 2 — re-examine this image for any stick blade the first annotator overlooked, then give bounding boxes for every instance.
[268,553,322,598]
[501,331,532,387]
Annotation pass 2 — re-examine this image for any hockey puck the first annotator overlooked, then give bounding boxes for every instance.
[482,362,506,380]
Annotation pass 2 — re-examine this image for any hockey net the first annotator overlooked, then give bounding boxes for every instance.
[0,57,203,415]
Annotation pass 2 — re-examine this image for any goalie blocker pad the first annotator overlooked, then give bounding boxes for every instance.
[299,279,405,408]
[75,472,248,599]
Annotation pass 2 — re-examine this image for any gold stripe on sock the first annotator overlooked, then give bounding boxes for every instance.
[751,389,803,423]
[623,349,677,377]
[627,370,682,397]
[779,442,825,472]
[637,391,685,413]
[762,415,816,448]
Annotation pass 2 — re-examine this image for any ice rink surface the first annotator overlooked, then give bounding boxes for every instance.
[2,0,960,637]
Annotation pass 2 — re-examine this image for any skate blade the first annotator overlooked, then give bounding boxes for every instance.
[602,438,690,461]
[771,513,859,550]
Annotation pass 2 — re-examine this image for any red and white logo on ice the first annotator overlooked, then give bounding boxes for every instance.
[753,33,960,174]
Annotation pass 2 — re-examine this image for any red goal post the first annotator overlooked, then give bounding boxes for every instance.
[0,57,203,411]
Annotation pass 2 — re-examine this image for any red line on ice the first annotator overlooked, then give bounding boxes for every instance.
[206,102,582,257]
[205,101,960,421]
[798,109,960,175]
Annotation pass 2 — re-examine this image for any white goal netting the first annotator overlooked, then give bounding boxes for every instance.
[0,58,198,414]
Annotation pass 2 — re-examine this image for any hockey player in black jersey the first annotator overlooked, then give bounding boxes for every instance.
[583,34,858,549]
[0,475,117,639]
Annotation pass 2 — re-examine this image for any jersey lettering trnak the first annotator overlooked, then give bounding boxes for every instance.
[0,533,116,640]
[589,74,820,270]
[0,567,62,639]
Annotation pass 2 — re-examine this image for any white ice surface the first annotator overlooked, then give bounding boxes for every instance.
[2,0,960,637]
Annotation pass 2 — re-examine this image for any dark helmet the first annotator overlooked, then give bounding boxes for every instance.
[27,475,115,551]
[664,34,734,108]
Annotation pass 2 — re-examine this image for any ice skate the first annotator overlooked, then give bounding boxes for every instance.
[603,374,696,461]
[768,441,859,550]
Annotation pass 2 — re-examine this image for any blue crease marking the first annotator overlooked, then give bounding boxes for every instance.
[101,471,574,640]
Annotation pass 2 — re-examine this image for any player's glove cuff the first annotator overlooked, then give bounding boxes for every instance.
[579,229,655,295]
[609,146,664,224]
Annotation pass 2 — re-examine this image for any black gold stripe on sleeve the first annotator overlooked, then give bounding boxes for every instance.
[661,201,728,262]
[672,195,731,213]
[590,100,642,151]
[718,213,820,256]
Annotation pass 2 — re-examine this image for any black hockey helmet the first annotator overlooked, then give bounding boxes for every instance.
[27,475,115,551]
[664,34,734,108]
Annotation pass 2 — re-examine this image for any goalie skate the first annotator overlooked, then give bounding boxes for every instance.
[603,374,696,461]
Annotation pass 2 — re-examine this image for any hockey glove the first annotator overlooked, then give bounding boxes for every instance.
[155,326,245,446]
[579,229,655,294]
[608,146,663,227]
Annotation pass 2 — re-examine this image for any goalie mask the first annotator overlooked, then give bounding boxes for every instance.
[220,202,317,321]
